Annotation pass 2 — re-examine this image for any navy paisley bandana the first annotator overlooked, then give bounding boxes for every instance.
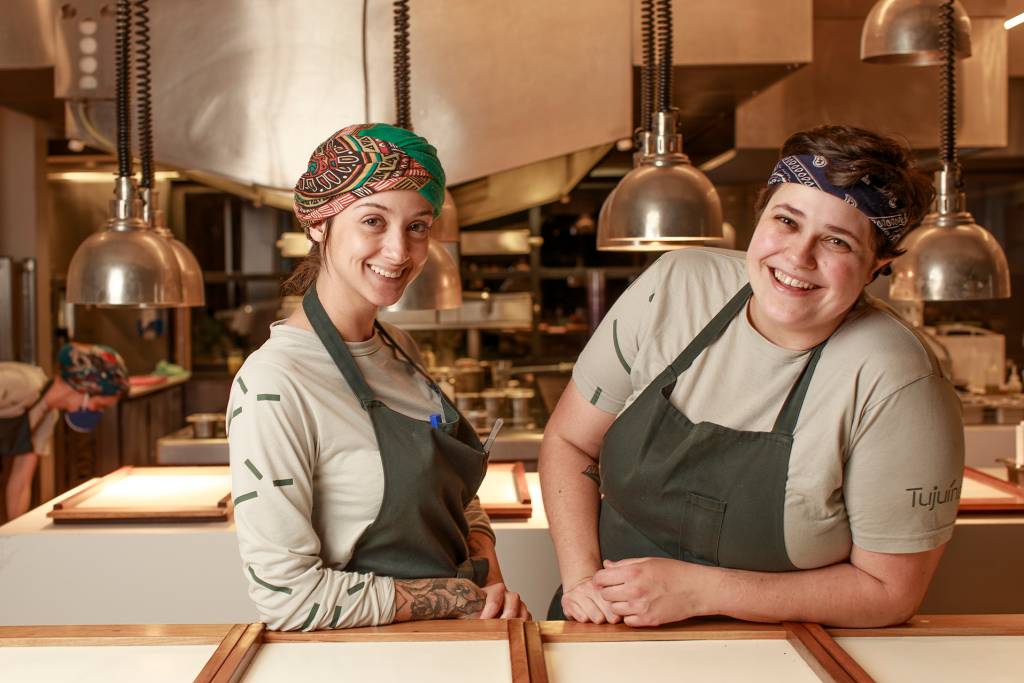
[767,154,909,245]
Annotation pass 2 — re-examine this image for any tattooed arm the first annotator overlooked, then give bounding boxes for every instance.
[392,578,486,621]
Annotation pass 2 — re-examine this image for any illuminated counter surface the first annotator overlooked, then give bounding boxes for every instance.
[0,472,1021,625]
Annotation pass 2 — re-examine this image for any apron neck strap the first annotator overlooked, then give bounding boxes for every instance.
[302,284,377,408]
[669,283,753,377]
[375,321,460,424]
[772,341,825,435]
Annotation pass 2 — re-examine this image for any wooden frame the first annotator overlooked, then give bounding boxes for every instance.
[480,461,533,520]
[47,465,232,523]
[959,467,1024,513]
[803,615,1024,683]
[530,619,856,683]
[206,620,533,683]
[0,624,235,683]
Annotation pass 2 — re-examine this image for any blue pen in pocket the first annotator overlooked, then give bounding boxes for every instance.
[429,413,442,429]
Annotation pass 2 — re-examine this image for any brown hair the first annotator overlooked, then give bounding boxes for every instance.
[282,221,330,295]
[753,125,934,260]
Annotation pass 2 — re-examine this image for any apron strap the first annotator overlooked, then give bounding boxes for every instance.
[668,283,753,377]
[374,322,459,424]
[772,340,825,435]
[302,285,377,408]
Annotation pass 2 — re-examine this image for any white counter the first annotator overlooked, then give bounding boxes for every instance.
[0,472,1021,625]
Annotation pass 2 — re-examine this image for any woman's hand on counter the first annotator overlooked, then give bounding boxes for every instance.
[479,582,530,619]
[561,575,622,624]
[594,557,713,627]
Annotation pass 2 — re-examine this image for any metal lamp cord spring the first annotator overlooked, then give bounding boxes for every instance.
[640,0,655,134]
[655,0,673,114]
[939,0,959,179]
[115,0,132,177]
[134,0,154,189]
[393,0,412,131]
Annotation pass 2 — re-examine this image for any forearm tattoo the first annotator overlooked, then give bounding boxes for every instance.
[394,578,484,620]
[582,463,600,486]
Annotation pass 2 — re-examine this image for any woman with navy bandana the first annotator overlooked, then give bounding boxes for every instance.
[541,125,964,627]
[0,342,128,520]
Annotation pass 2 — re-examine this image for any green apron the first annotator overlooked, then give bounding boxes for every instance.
[303,286,490,586]
[549,283,825,618]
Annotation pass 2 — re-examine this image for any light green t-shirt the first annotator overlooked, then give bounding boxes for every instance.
[573,248,964,568]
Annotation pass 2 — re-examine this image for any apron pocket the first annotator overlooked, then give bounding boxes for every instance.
[678,492,726,566]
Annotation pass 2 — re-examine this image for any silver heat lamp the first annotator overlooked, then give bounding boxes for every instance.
[861,0,971,65]
[870,0,1010,301]
[597,111,722,251]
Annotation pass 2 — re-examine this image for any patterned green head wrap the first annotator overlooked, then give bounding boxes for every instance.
[292,123,446,229]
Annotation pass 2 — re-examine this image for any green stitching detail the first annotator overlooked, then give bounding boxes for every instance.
[233,491,258,505]
[244,459,263,480]
[347,581,365,596]
[612,319,632,374]
[330,605,342,628]
[649,291,655,302]
[590,387,603,405]
[299,602,320,631]
[236,377,248,394]
[229,406,242,428]
[256,394,281,402]
[273,478,293,487]
[247,566,292,595]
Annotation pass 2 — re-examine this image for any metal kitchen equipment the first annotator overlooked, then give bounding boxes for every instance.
[932,323,1005,392]
[869,1,1011,302]
[383,0,462,312]
[66,0,183,308]
[0,257,37,363]
[861,0,972,64]
[134,0,204,307]
[596,0,723,251]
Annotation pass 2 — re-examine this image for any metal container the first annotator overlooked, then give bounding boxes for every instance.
[506,387,536,429]
[186,413,226,439]
[453,358,485,393]
[481,389,508,424]
[454,392,481,414]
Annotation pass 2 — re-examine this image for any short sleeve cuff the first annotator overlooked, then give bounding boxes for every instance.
[851,523,955,554]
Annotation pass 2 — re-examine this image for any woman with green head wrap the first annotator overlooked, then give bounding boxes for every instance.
[228,124,527,631]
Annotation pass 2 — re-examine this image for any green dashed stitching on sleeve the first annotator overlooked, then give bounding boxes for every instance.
[612,319,632,374]
[329,605,342,628]
[273,478,293,487]
[248,566,292,595]
[347,581,366,596]
[229,406,242,428]
[256,394,281,402]
[233,491,258,505]
[236,377,248,394]
[648,291,655,302]
[590,387,603,405]
[243,459,263,480]
[299,602,320,631]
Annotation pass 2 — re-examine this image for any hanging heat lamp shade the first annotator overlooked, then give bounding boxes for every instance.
[596,121,723,251]
[890,171,1010,301]
[67,179,183,308]
[864,0,1009,301]
[66,0,183,307]
[861,0,971,64]
[596,0,722,251]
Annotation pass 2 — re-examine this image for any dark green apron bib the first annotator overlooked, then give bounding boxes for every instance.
[303,286,490,586]
[548,283,825,618]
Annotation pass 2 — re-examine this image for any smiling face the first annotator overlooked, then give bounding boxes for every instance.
[745,183,893,350]
[309,190,434,316]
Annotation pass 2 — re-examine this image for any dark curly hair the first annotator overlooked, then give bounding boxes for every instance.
[754,125,934,260]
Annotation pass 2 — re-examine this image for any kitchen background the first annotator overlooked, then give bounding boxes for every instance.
[1,0,1023,509]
